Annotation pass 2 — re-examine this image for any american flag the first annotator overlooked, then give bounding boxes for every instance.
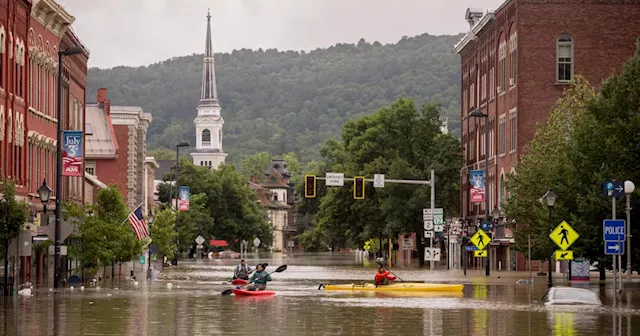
[127,205,149,240]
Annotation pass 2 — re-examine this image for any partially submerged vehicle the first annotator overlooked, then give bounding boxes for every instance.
[540,287,602,306]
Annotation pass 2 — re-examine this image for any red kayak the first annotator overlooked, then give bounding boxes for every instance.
[231,279,248,285]
[232,289,275,296]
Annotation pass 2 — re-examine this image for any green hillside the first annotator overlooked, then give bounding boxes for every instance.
[86,33,462,164]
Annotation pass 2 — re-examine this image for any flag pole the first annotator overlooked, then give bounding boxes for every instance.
[121,203,145,225]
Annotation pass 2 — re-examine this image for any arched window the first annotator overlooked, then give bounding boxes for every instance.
[200,161,203,166]
[499,174,506,206]
[208,161,212,167]
[557,34,573,82]
[202,129,211,143]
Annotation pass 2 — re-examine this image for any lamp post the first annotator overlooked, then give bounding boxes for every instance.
[469,109,490,276]
[173,142,190,266]
[54,46,84,289]
[147,213,155,280]
[624,181,635,280]
[542,189,557,289]
[446,216,452,270]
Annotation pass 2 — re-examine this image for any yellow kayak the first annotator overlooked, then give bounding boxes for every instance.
[321,283,464,292]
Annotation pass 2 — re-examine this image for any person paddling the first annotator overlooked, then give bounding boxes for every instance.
[245,264,272,291]
[374,265,396,286]
[233,259,254,280]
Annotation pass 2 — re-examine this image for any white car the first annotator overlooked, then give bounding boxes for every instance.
[540,287,602,306]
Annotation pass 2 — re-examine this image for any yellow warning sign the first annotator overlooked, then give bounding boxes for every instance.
[474,250,487,258]
[470,229,491,250]
[555,250,574,261]
[549,221,579,250]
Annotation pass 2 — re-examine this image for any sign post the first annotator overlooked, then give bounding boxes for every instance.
[604,180,624,293]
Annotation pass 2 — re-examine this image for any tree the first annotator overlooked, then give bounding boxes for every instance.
[240,151,272,182]
[147,147,176,160]
[150,209,177,260]
[0,180,28,295]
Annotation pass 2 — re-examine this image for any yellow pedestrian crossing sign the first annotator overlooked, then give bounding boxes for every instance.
[470,229,490,250]
[555,250,574,261]
[474,250,487,258]
[549,221,579,250]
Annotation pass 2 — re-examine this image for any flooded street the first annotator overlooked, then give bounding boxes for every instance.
[2,253,640,335]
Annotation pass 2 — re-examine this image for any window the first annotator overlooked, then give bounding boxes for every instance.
[85,123,94,135]
[489,68,495,99]
[480,129,485,156]
[498,41,506,93]
[557,34,573,82]
[499,115,506,155]
[202,129,211,142]
[462,89,467,112]
[499,174,506,206]
[470,136,475,160]
[85,162,96,176]
[44,69,48,115]
[510,110,517,152]
[509,32,517,86]
[469,83,475,109]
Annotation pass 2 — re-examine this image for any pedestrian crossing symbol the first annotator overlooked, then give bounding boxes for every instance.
[470,229,490,250]
[549,220,579,251]
[474,250,487,258]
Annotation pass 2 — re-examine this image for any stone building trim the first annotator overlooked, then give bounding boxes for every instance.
[31,0,75,38]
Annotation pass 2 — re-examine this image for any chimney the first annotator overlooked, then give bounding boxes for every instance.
[97,88,108,103]
[105,100,111,116]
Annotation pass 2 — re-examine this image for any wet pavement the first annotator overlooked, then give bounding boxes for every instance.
[1,252,639,335]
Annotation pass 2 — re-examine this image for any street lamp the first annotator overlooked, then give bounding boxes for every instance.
[542,188,557,289]
[625,180,635,279]
[54,46,84,289]
[147,213,155,280]
[492,206,501,237]
[37,179,52,208]
[173,141,190,266]
[469,109,490,276]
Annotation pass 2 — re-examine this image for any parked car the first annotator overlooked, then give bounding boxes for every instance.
[540,287,602,306]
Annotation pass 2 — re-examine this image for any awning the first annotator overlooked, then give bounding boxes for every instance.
[210,239,228,247]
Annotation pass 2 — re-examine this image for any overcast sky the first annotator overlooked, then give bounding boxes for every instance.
[57,0,505,69]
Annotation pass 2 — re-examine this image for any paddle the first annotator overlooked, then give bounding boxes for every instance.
[222,265,287,295]
[376,260,404,282]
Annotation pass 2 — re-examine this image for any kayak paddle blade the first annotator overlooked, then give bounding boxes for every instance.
[274,265,287,273]
[221,289,234,296]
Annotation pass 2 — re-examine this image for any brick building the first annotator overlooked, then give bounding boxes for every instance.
[455,0,640,271]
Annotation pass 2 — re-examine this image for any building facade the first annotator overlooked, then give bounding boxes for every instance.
[455,0,640,271]
[191,10,227,169]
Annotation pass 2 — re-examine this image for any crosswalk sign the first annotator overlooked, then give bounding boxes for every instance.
[555,250,574,261]
[470,229,490,250]
[474,250,487,258]
[549,221,579,250]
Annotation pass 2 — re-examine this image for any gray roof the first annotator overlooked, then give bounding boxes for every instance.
[85,104,116,158]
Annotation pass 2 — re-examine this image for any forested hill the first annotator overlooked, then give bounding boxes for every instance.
[86,33,463,164]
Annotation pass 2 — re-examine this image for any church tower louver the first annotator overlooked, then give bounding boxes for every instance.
[191,9,227,169]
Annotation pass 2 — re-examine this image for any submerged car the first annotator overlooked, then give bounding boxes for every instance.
[541,287,602,306]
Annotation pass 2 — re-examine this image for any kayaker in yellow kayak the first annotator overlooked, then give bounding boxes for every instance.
[246,264,272,291]
[374,265,396,286]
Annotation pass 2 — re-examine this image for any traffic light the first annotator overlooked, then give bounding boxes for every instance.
[304,175,316,198]
[354,176,365,199]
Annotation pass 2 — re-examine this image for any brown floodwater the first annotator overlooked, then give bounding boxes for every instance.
[1,253,639,335]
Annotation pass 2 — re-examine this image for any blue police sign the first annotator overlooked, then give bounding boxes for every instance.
[464,246,478,251]
[605,241,625,255]
[603,219,625,241]
[603,180,624,198]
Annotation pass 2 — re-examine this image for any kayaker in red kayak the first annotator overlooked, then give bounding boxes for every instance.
[246,264,272,291]
[374,265,396,286]
[233,259,254,280]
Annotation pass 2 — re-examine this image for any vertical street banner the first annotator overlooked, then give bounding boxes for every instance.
[178,186,190,211]
[470,170,485,203]
[62,130,83,177]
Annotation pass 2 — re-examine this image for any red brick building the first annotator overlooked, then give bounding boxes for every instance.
[455,0,640,271]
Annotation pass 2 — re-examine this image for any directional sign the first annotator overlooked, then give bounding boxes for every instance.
[433,215,444,225]
[195,235,205,245]
[423,208,443,215]
[603,180,624,198]
[470,229,490,250]
[474,250,487,258]
[465,246,478,251]
[424,247,441,261]
[434,224,444,233]
[196,244,204,249]
[424,231,434,239]
[603,219,625,241]
[326,173,345,186]
[605,241,625,255]
[423,214,433,220]
[423,220,434,231]
[374,174,385,188]
[555,250,574,261]
[549,221,579,250]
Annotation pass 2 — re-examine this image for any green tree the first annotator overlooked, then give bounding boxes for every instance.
[0,180,29,294]
[240,151,272,182]
[150,209,177,260]
[147,147,176,161]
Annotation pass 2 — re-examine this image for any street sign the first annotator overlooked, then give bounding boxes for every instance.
[423,208,443,215]
[195,235,205,245]
[423,220,433,230]
[605,241,625,255]
[139,255,146,264]
[424,247,441,261]
[479,220,493,231]
[464,246,478,251]
[549,221,579,250]
[196,244,203,249]
[603,219,625,241]
[470,229,490,250]
[555,250,574,261]
[433,215,444,225]
[424,231,434,238]
[474,250,487,258]
[423,214,433,220]
[326,173,345,186]
[434,224,444,233]
[253,237,261,247]
[603,180,624,198]
[402,238,413,250]
[374,174,385,188]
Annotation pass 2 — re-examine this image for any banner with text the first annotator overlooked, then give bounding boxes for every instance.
[470,170,485,203]
[178,186,190,211]
[62,130,83,177]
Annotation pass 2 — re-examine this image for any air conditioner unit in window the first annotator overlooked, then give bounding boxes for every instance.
[509,78,515,86]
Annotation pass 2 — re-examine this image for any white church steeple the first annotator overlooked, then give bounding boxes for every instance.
[191,9,227,169]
